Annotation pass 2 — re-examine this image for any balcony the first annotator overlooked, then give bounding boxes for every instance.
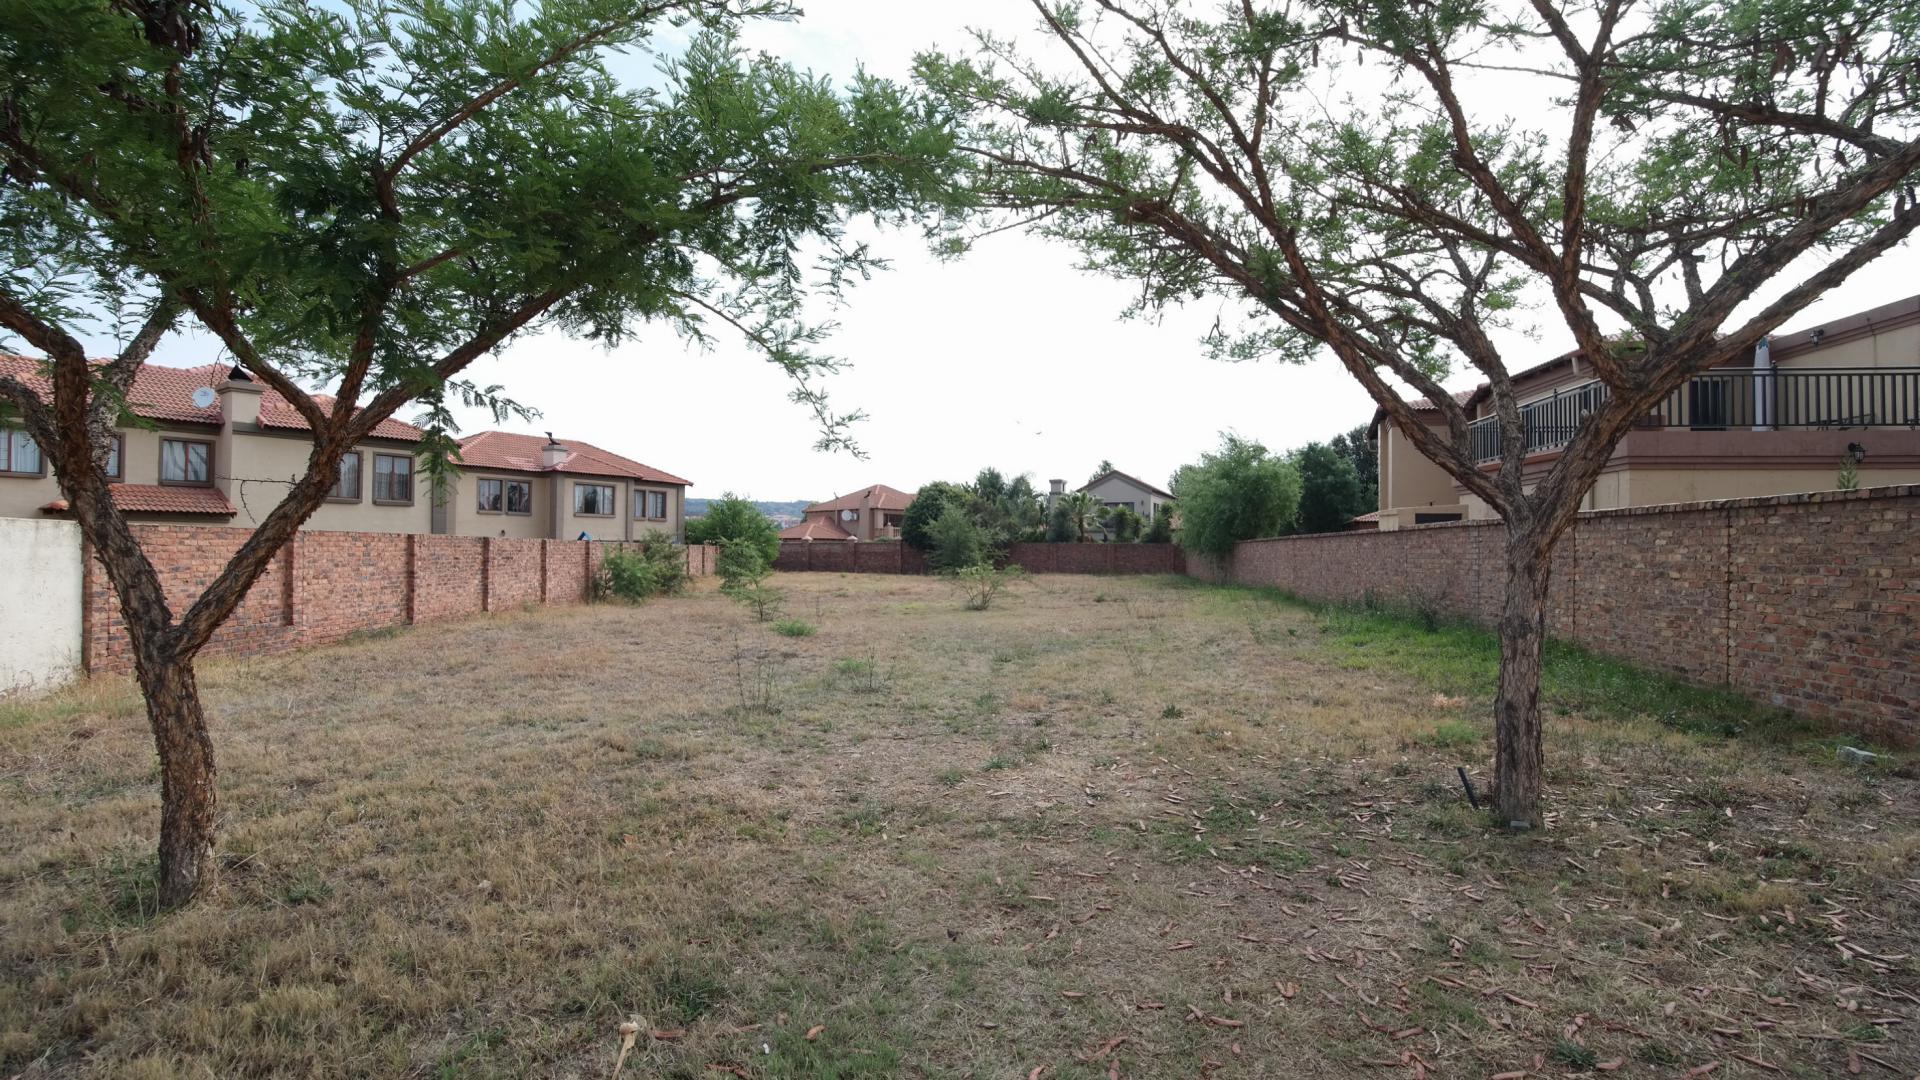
[1468,367,1920,465]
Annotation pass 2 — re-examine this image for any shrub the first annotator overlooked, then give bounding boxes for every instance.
[947,563,1026,610]
[684,494,781,565]
[1143,502,1174,543]
[716,538,770,587]
[1045,500,1075,542]
[592,534,690,602]
[927,504,988,571]
[900,480,970,550]
[1101,504,1143,542]
[1172,434,1301,556]
[772,619,816,637]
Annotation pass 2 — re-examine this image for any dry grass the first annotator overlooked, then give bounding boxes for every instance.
[2,572,1916,1079]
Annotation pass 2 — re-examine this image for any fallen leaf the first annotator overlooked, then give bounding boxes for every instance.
[1685,1064,1721,1078]
[1169,941,1196,951]
[651,1029,686,1041]
[805,1025,825,1042]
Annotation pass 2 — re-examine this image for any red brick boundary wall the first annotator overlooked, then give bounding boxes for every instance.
[81,527,715,675]
[772,541,1184,575]
[1188,485,1920,738]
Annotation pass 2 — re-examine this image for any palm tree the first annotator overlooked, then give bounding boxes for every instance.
[1062,491,1102,542]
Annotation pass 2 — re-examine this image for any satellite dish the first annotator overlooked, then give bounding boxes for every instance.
[839,509,858,522]
[191,386,217,409]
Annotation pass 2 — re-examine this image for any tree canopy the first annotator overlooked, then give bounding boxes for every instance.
[1171,434,1300,557]
[686,494,782,565]
[1293,442,1368,534]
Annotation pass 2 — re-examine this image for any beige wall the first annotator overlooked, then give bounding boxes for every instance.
[553,475,685,543]
[440,471,555,540]
[230,429,431,533]
[1377,420,1459,514]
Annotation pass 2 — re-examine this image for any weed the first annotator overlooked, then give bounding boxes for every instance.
[772,619,816,638]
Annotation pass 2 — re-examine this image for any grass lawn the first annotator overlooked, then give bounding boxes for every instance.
[2,572,1917,1079]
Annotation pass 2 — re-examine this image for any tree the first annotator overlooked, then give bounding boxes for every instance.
[1045,499,1076,542]
[1143,502,1174,544]
[685,494,781,566]
[1058,489,1103,542]
[923,0,1920,825]
[1294,442,1367,534]
[1087,458,1114,483]
[0,0,957,906]
[1331,427,1379,512]
[901,480,970,549]
[926,503,988,571]
[1171,435,1299,557]
[1099,503,1143,542]
[967,466,1045,545]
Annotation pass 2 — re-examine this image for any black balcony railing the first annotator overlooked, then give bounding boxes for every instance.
[1467,367,1920,465]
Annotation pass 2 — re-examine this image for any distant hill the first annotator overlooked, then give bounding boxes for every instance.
[684,498,814,526]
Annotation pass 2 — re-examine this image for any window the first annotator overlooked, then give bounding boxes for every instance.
[574,482,614,516]
[505,480,532,515]
[328,452,362,501]
[373,453,413,504]
[160,438,211,485]
[634,489,666,519]
[476,477,504,512]
[104,435,122,480]
[2,428,44,476]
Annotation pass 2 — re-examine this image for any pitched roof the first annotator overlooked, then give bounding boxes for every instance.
[455,430,690,485]
[0,356,425,441]
[40,484,236,517]
[779,518,855,541]
[806,484,916,513]
[1078,469,1174,500]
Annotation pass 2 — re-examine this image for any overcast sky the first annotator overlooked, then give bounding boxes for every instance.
[129,0,1920,502]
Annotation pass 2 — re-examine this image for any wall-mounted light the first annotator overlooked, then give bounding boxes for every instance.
[1847,442,1867,464]
[1809,328,1826,344]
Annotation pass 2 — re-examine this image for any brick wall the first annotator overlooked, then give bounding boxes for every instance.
[1196,485,1920,738]
[772,541,1183,575]
[81,528,716,675]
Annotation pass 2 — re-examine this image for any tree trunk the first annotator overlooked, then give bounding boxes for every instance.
[138,653,218,908]
[1493,530,1552,829]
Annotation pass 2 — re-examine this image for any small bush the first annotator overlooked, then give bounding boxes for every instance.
[772,619,816,637]
[593,534,690,603]
[947,563,1026,610]
[718,538,784,621]
[927,504,988,571]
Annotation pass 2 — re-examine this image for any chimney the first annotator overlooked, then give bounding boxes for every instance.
[217,369,263,427]
[542,432,568,469]
[1047,478,1065,512]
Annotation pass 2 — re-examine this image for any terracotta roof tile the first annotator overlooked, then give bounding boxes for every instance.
[779,518,855,541]
[0,355,424,441]
[40,484,235,516]
[806,484,915,513]
[456,430,690,485]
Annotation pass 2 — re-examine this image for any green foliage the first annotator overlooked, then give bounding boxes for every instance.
[1058,490,1102,543]
[966,467,1046,545]
[593,535,690,603]
[1293,442,1367,534]
[686,495,781,565]
[1172,435,1300,556]
[926,504,988,572]
[901,481,969,550]
[1099,503,1143,542]
[1143,502,1174,544]
[946,563,1026,611]
[716,537,772,588]
[1045,500,1076,542]
[771,619,816,638]
[1835,454,1861,491]
[728,580,786,623]
[1331,427,1379,511]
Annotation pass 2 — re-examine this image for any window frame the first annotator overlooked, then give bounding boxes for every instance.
[159,437,214,487]
[634,487,668,520]
[1,427,47,478]
[475,476,505,514]
[102,433,124,482]
[573,481,616,517]
[372,452,415,506]
[326,450,364,503]
[504,479,533,516]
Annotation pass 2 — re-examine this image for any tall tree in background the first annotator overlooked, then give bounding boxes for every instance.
[923,0,1920,825]
[0,0,957,906]
[1293,442,1367,534]
[1171,434,1300,556]
[1331,426,1379,512]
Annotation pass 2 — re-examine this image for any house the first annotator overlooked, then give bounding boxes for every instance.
[1,357,689,540]
[787,484,915,541]
[441,431,690,542]
[1367,293,1920,529]
[1076,470,1173,523]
